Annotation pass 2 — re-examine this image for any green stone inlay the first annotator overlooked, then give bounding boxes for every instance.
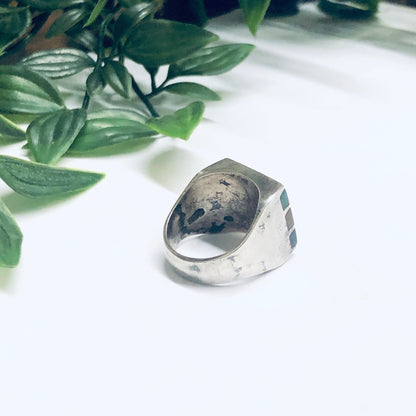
[280,189,289,210]
[285,208,294,230]
[289,229,297,249]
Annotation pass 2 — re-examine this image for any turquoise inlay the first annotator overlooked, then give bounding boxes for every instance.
[289,229,297,249]
[285,209,294,230]
[280,189,289,210]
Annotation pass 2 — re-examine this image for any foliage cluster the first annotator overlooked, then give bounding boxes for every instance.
[0,0,255,267]
[0,0,379,268]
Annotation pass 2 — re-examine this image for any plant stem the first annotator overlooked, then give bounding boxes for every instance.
[81,15,112,112]
[132,78,159,118]
[147,79,169,98]
[82,92,90,110]
[151,72,157,93]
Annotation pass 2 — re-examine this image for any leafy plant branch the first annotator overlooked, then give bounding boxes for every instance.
[0,0,255,268]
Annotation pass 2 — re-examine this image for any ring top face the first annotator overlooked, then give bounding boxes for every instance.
[164,159,297,285]
[165,171,260,250]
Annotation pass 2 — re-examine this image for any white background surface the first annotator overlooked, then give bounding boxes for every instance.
[1,3,416,415]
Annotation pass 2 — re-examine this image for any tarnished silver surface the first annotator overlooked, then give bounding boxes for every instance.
[163,159,297,285]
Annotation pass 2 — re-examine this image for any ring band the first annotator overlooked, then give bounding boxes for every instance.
[163,158,297,285]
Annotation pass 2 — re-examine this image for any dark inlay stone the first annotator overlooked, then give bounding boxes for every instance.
[220,179,231,187]
[280,189,289,210]
[289,229,297,249]
[285,209,294,230]
[209,222,226,233]
[188,208,205,225]
[168,203,186,235]
[224,216,234,222]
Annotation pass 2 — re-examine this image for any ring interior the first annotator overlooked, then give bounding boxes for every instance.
[166,172,260,255]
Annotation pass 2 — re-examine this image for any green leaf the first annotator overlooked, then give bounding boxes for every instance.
[21,48,95,79]
[119,0,146,6]
[71,109,158,152]
[114,3,156,42]
[86,68,106,96]
[124,19,218,67]
[0,6,30,35]
[146,101,204,140]
[0,198,22,268]
[188,0,208,26]
[0,8,30,53]
[84,0,108,27]
[318,0,378,18]
[103,61,132,98]
[239,0,271,35]
[27,109,87,165]
[20,0,87,9]
[46,7,88,38]
[0,6,29,14]
[0,65,64,114]
[0,115,26,142]
[68,29,97,52]
[168,44,254,78]
[164,82,220,101]
[0,155,104,198]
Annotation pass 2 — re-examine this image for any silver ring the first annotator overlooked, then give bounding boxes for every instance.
[163,158,297,285]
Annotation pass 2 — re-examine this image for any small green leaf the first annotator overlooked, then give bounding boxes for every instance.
[169,44,254,78]
[188,0,209,26]
[239,0,271,35]
[0,155,104,198]
[0,8,31,53]
[0,198,22,268]
[27,109,87,165]
[68,29,97,52]
[86,68,106,96]
[146,101,204,140]
[21,48,95,79]
[318,0,378,18]
[46,7,87,38]
[164,82,220,101]
[114,3,156,42]
[0,65,64,114]
[0,7,30,35]
[0,115,26,142]
[71,109,158,152]
[103,61,132,98]
[84,0,108,27]
[20,0,87,9]
[124,20,218,67]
